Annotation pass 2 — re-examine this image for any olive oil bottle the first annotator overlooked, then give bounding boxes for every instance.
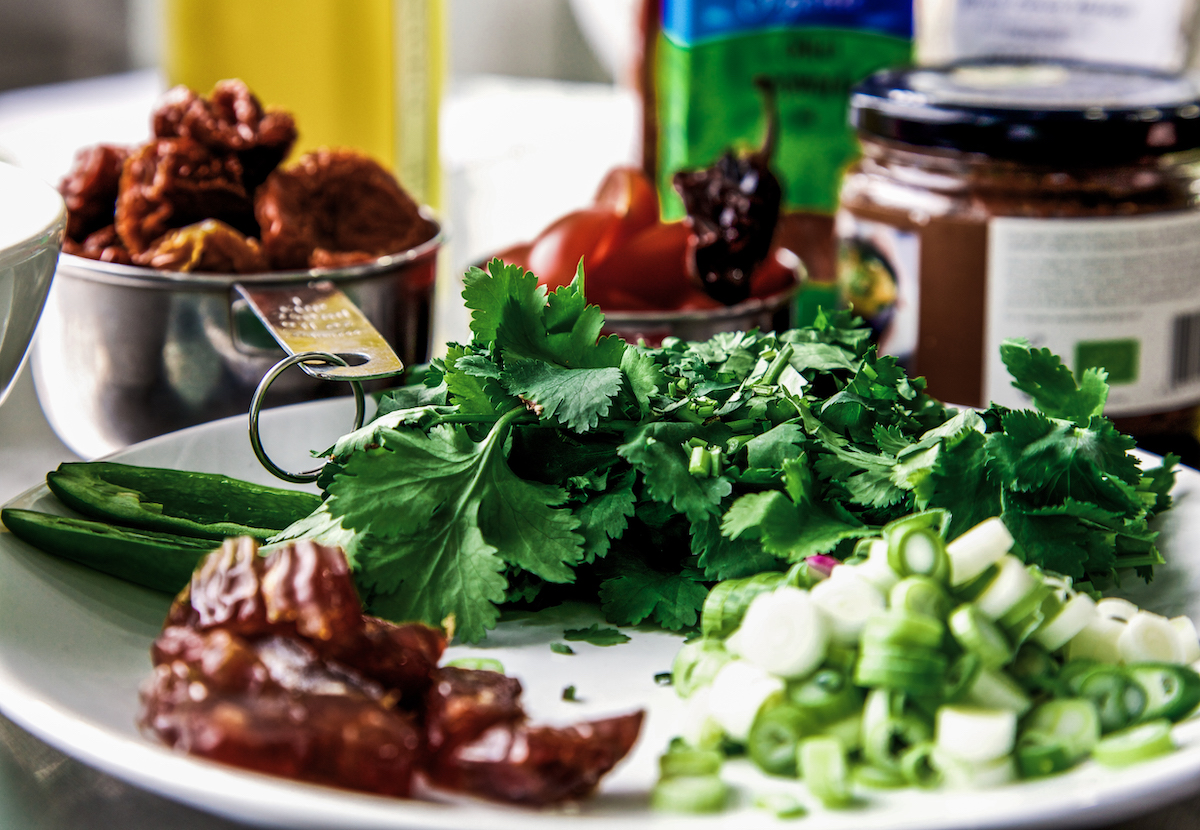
[163,0,443,207]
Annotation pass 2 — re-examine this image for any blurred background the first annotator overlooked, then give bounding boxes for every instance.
[0,0,618,92]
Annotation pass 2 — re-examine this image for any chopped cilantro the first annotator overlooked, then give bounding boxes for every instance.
[563,624,631,646]
[562,685,581,702]
[274,262,1175,642]
[550,643,575,655]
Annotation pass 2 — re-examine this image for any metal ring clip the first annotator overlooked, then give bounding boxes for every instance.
[249,351,366,483]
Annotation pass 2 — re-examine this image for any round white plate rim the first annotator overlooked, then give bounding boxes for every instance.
[2,398,1200,829]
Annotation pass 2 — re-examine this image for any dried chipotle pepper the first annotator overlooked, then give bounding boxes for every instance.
[673,79,783,305]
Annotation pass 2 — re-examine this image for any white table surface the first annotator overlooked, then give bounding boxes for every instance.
[0,70,1197,830]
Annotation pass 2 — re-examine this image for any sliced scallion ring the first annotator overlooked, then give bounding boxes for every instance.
[799,736,853,807]
[948,604,1012,669]
[1092,720,1175,767]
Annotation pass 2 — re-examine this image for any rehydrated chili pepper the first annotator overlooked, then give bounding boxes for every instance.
[255,149,436,270]
[115,137,256,256]
[134,219,268,273]
[153,79,298,192]
[673,78,783,306]
[59,144,129,242]
[62,224,131,265]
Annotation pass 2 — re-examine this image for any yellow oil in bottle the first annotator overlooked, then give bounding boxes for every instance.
[163,0,443,206]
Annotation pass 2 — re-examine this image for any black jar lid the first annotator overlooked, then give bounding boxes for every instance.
[851,62,1200,166]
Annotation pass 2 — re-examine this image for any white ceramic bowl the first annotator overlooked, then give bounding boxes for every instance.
[0,162,65,407]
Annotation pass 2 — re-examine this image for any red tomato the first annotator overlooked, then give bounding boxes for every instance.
[587,221,692,309]
[488,242,531,271]
[749,249,800,298]
[526,208,623,292]
[593,167,659,237]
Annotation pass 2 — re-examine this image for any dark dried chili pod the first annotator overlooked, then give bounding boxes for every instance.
[673,78,783,306]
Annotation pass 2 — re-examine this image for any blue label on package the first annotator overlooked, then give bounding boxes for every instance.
[662,0,913,44]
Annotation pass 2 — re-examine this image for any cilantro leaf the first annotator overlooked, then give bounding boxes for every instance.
[551,643,575,655]
[691,513,783,580]
[500,356,624,431]
[563,624,631,646]
[618,423,733,523]
[598,555,708,631]
[575,469,637,561]
[1000,338,1108,425]
[323,409,583,642]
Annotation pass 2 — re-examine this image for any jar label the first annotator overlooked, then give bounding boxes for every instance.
[948,0,1190,74]
[984,211,1200,417]
[836,213,921,369]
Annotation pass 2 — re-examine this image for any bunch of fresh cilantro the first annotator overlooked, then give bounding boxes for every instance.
[277,261,1176,643]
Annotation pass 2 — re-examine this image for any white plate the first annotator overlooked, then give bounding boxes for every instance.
[3,397,1200,829]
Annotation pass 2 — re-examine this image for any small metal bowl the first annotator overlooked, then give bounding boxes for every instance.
[32,221,442,458]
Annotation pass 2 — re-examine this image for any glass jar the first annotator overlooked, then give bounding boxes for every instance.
[837,62,1200,461]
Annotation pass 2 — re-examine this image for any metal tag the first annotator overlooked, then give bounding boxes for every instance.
[234,281,404,380]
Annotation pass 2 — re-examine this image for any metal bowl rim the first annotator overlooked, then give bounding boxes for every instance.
[601,282,801,324]
[55,210,443,289]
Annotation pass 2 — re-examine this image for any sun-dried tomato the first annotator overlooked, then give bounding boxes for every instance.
[153,79,297,192]
[62,224,132,265]
[673,79,783,306]
[430,712,645,804]
[255,149,436,270]
[133,219,268,273]
[59,144,129,242]
[115,138,255,256]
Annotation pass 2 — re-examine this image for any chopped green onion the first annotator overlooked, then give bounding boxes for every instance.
[965,667,1031,715]
[701,573,787,640]
[688,446,713,477]
[1076,665,1147,733]
[1170,616,1200,663]
[862,689,932,770]
[1118,612,1187,664]
[943,653,983,703]
[708,660,786,742]
[935,705,1016,763]
[948,604,1013,669]
[1033,593,1097,652]
[1008,643,1059,692]
[754,793,808,819]
[672,638,731,698]
[1095,597,1139,622]
[748,700,810,776]
[1022,699,1100,762]
[799,736,853,808]
[810,568,886,646]
[975,555,1037,620]
[855,644,948,696]
[659,746,723,778]
[726,588,829,679]
[1066,615,1125,664]
[1092,720,1176,767]
[1015,734,1075,778]
[888,527,950,583]
[861,611,946,649]
[1128,663,1200,723]
[788,668,863,725]
[946,517,1013,587]
[854,539,901,593]
[651,775,729,813]
[444,657,505,673]
[900,741,944,788]
[890,576,952,620]
[851,763,908,789]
